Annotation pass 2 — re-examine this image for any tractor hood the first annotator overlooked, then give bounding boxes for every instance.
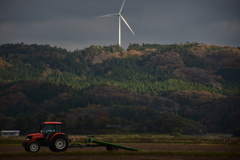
[27,133,44,139]
[28,133,43,137]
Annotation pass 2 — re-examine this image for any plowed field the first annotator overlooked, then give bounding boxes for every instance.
[1,143,240,160]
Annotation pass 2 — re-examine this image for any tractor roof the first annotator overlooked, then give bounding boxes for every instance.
[43,122,62,125]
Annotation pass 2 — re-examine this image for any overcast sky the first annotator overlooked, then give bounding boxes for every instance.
[0,0,239,51]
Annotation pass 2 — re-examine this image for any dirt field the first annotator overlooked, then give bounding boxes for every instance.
[2,155,240,160]
[1,143,240,160]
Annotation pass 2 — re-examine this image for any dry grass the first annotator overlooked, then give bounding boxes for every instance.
[68,134,240,145]
[0,136,25,144]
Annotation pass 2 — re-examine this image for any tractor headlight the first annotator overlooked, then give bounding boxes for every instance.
[26,136,32,141]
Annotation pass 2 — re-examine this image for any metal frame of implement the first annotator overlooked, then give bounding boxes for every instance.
[68,137,145,151]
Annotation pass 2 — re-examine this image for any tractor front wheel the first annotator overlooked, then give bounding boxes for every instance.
[49,135,68,152]
[26,141,40,153]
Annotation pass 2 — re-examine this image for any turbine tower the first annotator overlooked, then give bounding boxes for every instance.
[97,0,135,47]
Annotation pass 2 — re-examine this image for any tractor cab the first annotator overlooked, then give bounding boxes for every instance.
[40,122,63,141]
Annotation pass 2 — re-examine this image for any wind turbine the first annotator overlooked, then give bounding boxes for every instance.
[97,0,135,47]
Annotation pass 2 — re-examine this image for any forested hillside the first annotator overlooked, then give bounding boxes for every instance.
[0,42,239,135]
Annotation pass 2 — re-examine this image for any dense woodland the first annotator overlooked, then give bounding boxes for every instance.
[0,42,239,135]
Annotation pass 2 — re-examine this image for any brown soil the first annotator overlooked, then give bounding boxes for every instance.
[1,143,240,160]
[2,155,240,160]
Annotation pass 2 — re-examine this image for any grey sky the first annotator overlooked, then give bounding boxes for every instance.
[0,0,239,51]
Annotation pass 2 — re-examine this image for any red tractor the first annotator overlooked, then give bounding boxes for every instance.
[22,122,70,153]
[23,121,144,153]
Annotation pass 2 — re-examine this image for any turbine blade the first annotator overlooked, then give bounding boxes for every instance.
[119,0,126,13]
[96,13,118,18]
[120,15,135,35]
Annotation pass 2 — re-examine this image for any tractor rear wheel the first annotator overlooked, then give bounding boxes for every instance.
[49,135,68,152]
[26,141,40,153]
[106,146,118,151]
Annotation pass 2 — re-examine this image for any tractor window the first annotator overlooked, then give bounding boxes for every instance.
[41,124,62,133]
[55,125,62,132]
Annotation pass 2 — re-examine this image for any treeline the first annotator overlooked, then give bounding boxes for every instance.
[0,81,208,135]
[0,42,240,135]
[0,80,239,135]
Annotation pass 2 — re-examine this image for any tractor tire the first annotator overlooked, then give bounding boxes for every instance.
[24,144,30,152]
[26,141,40,153]
[106,146,118,151]
[49,135,68,152]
